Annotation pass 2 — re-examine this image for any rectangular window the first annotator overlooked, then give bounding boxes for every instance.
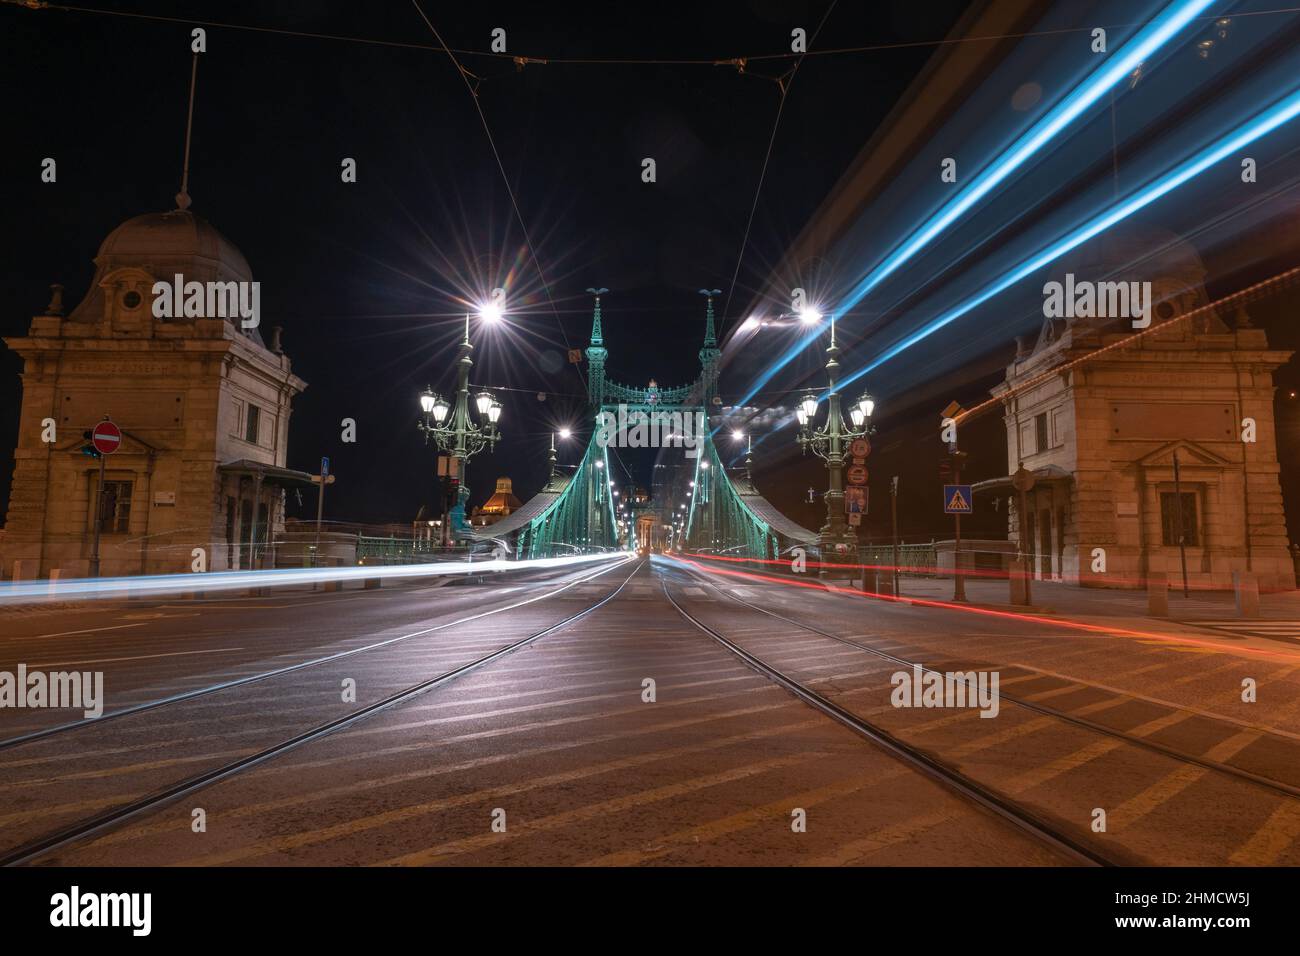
[98,480,133,534]
[1034,412,1049,454]
[1160,492,1199,547]
[245,404,260,444]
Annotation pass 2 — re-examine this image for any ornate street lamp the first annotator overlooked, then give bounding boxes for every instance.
[795,315,874,567]
[416,309,504,545]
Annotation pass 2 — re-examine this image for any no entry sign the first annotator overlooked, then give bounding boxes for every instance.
[91,420,122,456]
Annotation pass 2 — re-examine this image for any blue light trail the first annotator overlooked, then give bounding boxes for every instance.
[834,85,1300,393]
[728,0,1215,413]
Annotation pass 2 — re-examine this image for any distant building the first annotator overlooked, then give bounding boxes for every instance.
[470,477,523,527]
[0,205,309,578]
[981,228,1295,590]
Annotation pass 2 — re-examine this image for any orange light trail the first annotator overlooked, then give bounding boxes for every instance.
[665,554,1300,663]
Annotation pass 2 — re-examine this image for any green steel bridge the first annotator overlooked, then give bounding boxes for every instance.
[476,291,819,561]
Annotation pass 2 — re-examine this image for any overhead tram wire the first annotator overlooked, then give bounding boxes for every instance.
[12,2,1300,65]
[716,0,838,342]
[406,0,585,392]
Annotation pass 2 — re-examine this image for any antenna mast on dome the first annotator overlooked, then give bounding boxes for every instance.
[175,53,199,211]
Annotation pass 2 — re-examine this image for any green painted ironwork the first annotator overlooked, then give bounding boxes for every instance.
[515,433,620,559]
[683,436,779,559]
[509,289,804,561]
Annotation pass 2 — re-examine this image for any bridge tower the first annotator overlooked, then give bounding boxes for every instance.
[585,287,609,408]
[698,288,721,406]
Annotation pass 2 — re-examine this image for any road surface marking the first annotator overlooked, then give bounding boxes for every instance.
[173,736,826,866]
[1,701,810,832]
[0,746,257,792]
[21,622,149,641]
[1000,662,1300,742]
[1021,682,1092,702]
[377,752,824,866]
[1170,658,1254,686]
[1005,738,1120,792]
[582,769,897,866]
[805,809,962,866]
[1230,799,1300,864]
[28,647,244,669]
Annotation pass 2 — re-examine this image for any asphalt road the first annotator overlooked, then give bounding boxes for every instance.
[2,554,1299,866]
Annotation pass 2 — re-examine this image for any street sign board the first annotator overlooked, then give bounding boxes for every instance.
[846,464,868,486]
[943,484,973,514]
[849,437,871,458]
[844,486,867,514]
[847,512,862,527]
[320,456,330,478]
[91,421,121,456]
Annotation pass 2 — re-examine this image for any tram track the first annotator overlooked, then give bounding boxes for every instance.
[0,555,632,752]
[0,558,641,866]
[658,575,1119,867]
[681,564,1300,802]
[663,556,1300,865]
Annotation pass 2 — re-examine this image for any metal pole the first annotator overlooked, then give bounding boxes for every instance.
[314,475,325,563]
[89,453,106,578]
[952,451,967,602]
[1173,450,1190,598]
[439,471,449,550]
[890,475,899,596]
[821,317,852,569]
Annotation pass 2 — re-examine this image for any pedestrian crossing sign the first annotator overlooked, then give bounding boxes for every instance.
[944,484,972,514]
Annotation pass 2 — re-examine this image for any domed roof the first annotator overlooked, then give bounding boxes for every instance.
[1058,223,1206,288]
[96,209,252,282]
[67,208,258,328]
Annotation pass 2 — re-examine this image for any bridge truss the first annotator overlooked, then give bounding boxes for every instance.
[480,291,817,560]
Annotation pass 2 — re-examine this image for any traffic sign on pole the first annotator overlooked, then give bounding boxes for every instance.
[943,484,973,514]
[91,420,121,456]
[846,464,868,486]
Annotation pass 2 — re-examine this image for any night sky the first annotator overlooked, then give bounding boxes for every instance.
[0,0,966,529]
[3,1,1299,545]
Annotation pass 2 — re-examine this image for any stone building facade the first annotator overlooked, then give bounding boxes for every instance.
[1,207,308,579]
[981,230,1294,590]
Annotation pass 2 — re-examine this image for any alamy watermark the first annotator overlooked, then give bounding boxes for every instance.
[151,273,260,329]
[891,664,999,718]
[1043,273,1152,329]
[595,405,707,458]
[50,886,150,936]
[0,665,103,719]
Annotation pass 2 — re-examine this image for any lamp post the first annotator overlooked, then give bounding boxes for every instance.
[417,310,503,547]
[795,315,874,571]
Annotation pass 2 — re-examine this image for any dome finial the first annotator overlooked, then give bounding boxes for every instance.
[176,53,199,211]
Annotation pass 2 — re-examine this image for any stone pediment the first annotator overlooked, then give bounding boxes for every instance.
[55,427,159,457]
[1136,439,1232,469]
